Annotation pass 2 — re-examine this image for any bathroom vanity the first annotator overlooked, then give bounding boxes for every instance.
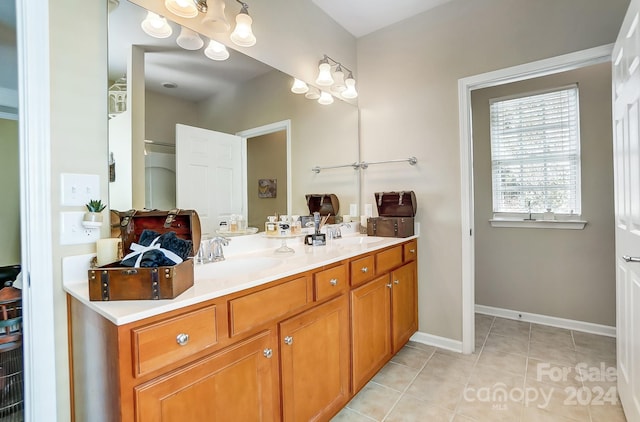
[65,234,418,422]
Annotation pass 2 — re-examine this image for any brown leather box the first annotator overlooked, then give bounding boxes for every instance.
[88,209,201,301]
[303,193,340,225]
[367,191,417,238]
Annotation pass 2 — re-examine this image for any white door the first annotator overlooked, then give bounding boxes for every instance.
[175,124,243,237]
[613,1,640,420]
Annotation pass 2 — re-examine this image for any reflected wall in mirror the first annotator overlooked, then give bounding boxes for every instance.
[108,0,359,236]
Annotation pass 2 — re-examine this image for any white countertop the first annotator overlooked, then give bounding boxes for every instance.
[63,233,418,326]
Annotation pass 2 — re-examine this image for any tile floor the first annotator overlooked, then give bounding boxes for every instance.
[332,314,626,422]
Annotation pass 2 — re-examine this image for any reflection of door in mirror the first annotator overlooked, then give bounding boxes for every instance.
[176,124,243,238]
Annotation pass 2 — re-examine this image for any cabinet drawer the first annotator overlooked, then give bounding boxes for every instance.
[350,255,375,287]
[403,240,417,262]
[314,264,347,301]
[230,275,311,337]
[376,246,403,274]
[132,305,219,377]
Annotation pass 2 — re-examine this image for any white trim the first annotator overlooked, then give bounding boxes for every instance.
[475,305,616,338]
[458,44,614,356]
[16,0,58,420]
[410,331,463,353]
[489,219,587,230]
[235,120,292,217]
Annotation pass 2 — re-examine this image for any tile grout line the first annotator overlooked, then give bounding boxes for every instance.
[379,348,436,421]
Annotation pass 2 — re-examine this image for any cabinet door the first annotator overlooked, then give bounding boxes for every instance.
[391,261,418,353]
[134,330,279,422]
[280,295,350,422]
[350,275,392,393]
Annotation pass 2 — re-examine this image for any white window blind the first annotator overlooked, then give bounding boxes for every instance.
[490,86,581,214]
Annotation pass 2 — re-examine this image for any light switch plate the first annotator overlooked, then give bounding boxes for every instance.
[61,173,100,206]
[60,211,101,245]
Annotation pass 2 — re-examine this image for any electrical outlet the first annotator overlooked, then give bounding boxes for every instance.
[60,212,101,245]
[61,173,100,206]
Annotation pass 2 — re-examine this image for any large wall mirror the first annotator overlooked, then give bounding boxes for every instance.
[108,0,360,236]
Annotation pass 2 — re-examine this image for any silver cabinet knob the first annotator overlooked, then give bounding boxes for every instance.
[330,278,338,286]
[623,255,640,263]
[409,249,416,253]
[361,267,368,273]
[263,348,273,359]
[284,336,293,345]
[386,283,392,288]
[393,280,399,284]
[176,333,190,346]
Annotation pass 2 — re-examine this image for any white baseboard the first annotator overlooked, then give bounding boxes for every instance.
[410,331,463,353]
[475,305,616,338]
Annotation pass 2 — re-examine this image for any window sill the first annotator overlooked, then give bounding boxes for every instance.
[489,219,587,230]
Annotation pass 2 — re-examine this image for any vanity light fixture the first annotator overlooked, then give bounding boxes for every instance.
[341,72,358,99]
[230,0,257,47]
[141,11,173,38]
[291,79,309,94]
[204,39,230,61]
[201,0,230,33]
[302,55,358,101]
[318,91,334,105]
[304,86,320,100]
[315,56,334,86]
[176,26,204,50]
[164,0,199,18]
[331,65,346,93]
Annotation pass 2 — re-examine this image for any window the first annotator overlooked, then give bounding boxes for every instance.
[490,85,581,216]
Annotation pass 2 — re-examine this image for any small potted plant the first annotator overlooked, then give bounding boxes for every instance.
[83,199,107,228]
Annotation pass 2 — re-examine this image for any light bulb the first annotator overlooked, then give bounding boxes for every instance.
[318,91,334,105]
[341,74,358,99]
[316,61,334,86]
[291,79,309,94]
[204,39,230,60]
[230,10,256,47]
[176,26,204,50]
[164,0,198,18]
[141,12,172,38]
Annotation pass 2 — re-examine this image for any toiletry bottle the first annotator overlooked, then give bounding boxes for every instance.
[266,216,278,235]
[229,214,238,232]
[291,215,301,235]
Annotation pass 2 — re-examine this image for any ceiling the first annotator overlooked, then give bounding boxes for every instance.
[312,0,453,38]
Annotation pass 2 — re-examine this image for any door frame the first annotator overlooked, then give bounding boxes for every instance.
[16,0,59,419]
[457,44,613,354]
[236,120,292,218]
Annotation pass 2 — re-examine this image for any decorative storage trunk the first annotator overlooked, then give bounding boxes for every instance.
[303,194,340,225]
[88,209,201,301]
[367,191,417,238]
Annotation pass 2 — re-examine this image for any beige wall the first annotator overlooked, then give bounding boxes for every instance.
[357,0,628,341]
[49,0,109,419]
[247,131,287,229]
[145,89,199,144]
[472,63,615,326]
[0,118,20,266]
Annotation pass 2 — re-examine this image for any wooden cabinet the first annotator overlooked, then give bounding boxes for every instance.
[134,330,279,422]
[69,240,418,422]
[351,275,392,392]
[280,295,350,422]
[350,243,419,394]
[391,261,418,352]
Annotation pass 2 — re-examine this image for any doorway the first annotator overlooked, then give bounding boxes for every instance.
[458,45,614,354]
